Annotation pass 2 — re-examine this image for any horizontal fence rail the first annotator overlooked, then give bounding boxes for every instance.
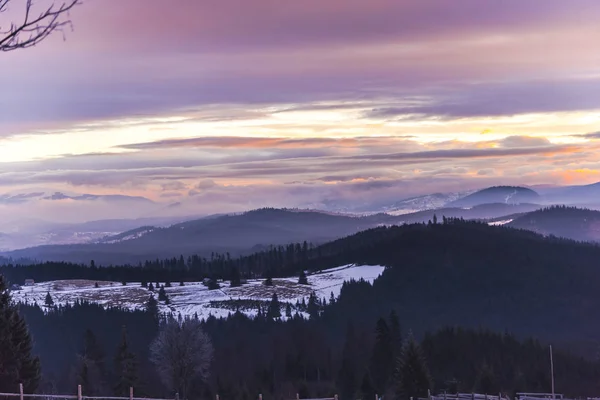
[0,385,176,400]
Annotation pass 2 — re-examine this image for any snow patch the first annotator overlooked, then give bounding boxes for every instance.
[11,264,385,321]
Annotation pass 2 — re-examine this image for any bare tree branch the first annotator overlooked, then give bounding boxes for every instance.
[150,318,214,400]
[0,0,80,52]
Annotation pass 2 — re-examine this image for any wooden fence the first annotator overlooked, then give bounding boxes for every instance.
[0,384,176,400]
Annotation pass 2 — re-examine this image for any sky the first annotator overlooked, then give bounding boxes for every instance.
[1,0,600,222]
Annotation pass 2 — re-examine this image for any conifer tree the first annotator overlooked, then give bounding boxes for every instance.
[389,310,402,361]
[264,270,274,286]
[113,326,137,396]
[395,334,432,400]
[285,303,292,319]
[307,292,319,319]
[76,329,107,395]
[337,322,359,400]
[45,291,54,307]
[298,270,308,285]
[230,267,242,287]
[0,275,41,392]
[361,372,376,400]
[266,293,281,320]
[148,282,154,291]
[158,286,167,302]
[330,291,336,305]
[370,318,394,395]
[180,281,185,286]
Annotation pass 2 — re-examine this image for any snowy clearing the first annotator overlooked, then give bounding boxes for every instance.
[488,219,513,226]
[11,264,385,320]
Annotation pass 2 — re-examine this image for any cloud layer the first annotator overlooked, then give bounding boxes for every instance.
[1,0,600,221]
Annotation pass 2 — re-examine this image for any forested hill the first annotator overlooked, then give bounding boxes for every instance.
[448,186,540,208]
[508,206,600,242]
[3,205,540,265]
[8,220,600,353]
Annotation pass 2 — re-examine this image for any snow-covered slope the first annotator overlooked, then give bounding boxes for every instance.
[11,264,385,320]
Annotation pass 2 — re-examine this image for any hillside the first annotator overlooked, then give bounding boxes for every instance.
[448,186,540,208]
[4,207,541,265]
[11,264,384,320]
[10,219,600,354]
[508,206,600,242]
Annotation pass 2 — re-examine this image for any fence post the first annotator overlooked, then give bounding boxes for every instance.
[130,387,134,400]
[19,383,24,400]
[78,385,82,400]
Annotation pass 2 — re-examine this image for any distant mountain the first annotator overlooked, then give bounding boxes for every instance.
[5,209,376,265]
[4,205,547,265]
[508,206,600,242]
[448,186,540,208]
[42,192,154,204]
[540,182,600,207]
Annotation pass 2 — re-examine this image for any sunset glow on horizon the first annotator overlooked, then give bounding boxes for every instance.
[2,0,600,220]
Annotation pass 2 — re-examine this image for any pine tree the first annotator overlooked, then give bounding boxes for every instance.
[94,282,99,288]
[148,282,154,291]
[337,322,359,400]
[329,291,336,305]
[113,326,137,396]
[266,293,281,320]
[0,275,41,392]
[165,280,172,288]
[395,334,432,400]
[141,281,147,288]
[179,281,184,286]
[307,292,319,319]
[158,286,167,302]
[121,281,127,286]
[264,270,274,286]
[45,291,54,307]
[298,270,308,285]
[77,329,107,395]
[370,318,394,395]
[230,267,242,287]
[389,310,402,361]
[285,303,292,318]
[360,372,376,400]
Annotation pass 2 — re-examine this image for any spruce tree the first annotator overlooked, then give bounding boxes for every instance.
[45,291,54,307]
[0,275,41,392]
[329,291,336,305]
[148,282,154,291]
[298,270,308,285]
[230,267,242,287]
[337,322,359,400]
[395,334,432,400]
[389,310,402,361]
[158,286,167,302]
[266,293,281,320]
[370,318,394,395]
[264,270,274,286]
[77,329,107,395]
[285,303,292,319]
[113,326,137,396]
[307,292,319,319]
[361,372,376,400]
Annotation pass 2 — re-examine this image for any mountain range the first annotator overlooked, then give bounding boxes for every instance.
[6,182,600,264]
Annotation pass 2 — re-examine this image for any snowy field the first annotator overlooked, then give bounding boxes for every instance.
[10,264,385,320]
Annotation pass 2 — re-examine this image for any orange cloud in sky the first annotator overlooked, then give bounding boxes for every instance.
[552,169,600,185]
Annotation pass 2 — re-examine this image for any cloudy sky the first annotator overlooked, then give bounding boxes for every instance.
[1,0,600,221]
